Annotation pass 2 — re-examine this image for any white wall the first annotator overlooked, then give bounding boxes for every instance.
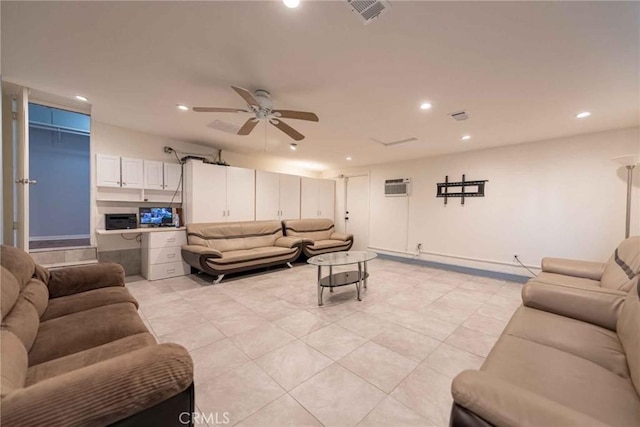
[325,127,640,276]
[91,121,321,251]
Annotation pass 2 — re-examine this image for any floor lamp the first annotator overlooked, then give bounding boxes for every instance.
[612,154,640,238]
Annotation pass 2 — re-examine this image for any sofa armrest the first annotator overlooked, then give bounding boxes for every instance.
[48,263,125,299]
[181,244,222,258]
[1,343,193,427]
[274,236,303,249]
[452,370,609,427]
[330,232,353,242]
[541,257,605,281]
[522,280,626,331]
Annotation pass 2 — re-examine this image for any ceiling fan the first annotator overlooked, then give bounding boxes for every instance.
[193,86,319,141]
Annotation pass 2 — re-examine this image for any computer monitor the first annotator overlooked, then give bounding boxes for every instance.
[139,207,173,226]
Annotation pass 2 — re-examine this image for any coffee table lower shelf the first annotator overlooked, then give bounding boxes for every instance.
[317,271,369,306]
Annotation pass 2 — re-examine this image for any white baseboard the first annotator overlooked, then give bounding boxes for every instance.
[30,234,90,241]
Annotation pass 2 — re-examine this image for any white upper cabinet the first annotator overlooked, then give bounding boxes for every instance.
[120,157,144,189]
[96,154,121,187]
[185,160,225,223]
[301,177,335,220]
[226,166,255,222]
[256,171,281,221]
[279,174,301,220]
[144,160,164,190]
[164,163,182,191]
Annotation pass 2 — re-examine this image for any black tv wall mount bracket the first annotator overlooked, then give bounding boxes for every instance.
[436,174,488,205]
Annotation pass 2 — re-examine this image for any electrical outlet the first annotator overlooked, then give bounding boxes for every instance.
[416,243,422,251]
[163,146,174,154]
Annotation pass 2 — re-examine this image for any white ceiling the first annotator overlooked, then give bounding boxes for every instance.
[2,1,638,171]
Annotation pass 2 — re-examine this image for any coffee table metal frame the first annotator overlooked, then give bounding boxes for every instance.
[308,251,377,306]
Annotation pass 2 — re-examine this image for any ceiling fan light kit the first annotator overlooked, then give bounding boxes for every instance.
[193,85,318,142]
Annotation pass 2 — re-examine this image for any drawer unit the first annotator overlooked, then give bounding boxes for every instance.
[141,229,189,281]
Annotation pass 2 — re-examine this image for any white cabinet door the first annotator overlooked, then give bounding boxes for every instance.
[164,163,182,191]
[188,161,226,223]
[301,177,320,218]
[318,179,335,220]
[143,160,164,190]
[121,157,144,189]
[279,174,301,220]
[96,154,121,187]
[226,166,255,222]
[255,170,281,221]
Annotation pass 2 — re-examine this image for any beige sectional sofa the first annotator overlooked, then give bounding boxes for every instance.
[282,218,353,256]
[182,220,304,282]
[451,237,640,427]
[0,245,194,427]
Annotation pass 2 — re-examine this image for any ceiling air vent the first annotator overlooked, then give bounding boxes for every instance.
[208,120,241,134]
[385,178,410,197]
[346,0,391,25]
[371,137,418,147]
[450,110,469,121]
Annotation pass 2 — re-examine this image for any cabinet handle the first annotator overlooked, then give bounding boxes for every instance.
[222,210,226,217]
[227,209,230,216]
[167,269,176,274]
[122,182,127,186]
[117,181,121,185]
[167,253,176,258]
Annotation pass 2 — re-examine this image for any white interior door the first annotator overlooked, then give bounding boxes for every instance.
[318,179,335,220]
[226,166,255,221]
[13,87,30,250]
[255,170,280,220]
[301,177,319,218]
[279,174,301,220]
[345,175,370,251]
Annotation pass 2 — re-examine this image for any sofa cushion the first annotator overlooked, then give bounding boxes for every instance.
[618,284,640,396]
[601,236,640,291]
[533,271,601,288]
[309,239,351,251]
[187,221,283,252]
[29,302,147,366]
[482,334,640,426]
[41,287,138,321]
[2,294,41,352]
[283,219,335,241]
[1,331,28,398]
[1,267,20,321]
[214,246,296,264]
[0,245,37,288]
[26,332,156,385]
[504,306,629,378]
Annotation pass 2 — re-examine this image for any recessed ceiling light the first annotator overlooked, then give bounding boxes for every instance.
[420,102,432,110]
[461,135,471,141]
[346,156,352,161]
[290,143,297,151]
[176,104,189,111]
[75,95,88,102]
[283,0,300,8]
[576,111,591,119]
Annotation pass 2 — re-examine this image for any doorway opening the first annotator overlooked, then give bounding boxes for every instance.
[28,103,90,249]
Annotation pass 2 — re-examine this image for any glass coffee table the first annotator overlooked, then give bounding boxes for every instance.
[307,251,378,306]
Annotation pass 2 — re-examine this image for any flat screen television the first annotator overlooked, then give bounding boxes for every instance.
[139,207,173,226]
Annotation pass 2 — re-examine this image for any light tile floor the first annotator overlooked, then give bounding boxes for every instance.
[126,258,523,427]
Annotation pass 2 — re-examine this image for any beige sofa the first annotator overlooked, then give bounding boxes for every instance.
[450,241,640,426]
[530,236,639,292]
[0,245,194,427]
[282,218,353,257]
[182,220,304,282]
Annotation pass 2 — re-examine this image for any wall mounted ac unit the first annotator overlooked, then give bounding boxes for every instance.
[385,178,410,196]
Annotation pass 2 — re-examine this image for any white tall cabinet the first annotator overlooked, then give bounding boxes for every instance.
[255,171,301,221]
[184,160,255,224]
[301,177,335,220]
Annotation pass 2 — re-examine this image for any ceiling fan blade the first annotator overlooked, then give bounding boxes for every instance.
[231,86,260,109]
[192,107,248,113]
[238,118,259,136]
[269,119,305,141]
[272,110,319,122]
